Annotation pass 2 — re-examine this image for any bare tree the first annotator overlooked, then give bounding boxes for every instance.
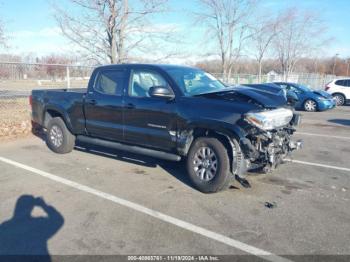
[250,15,281,82]
[274,8,326,80]
[196,0,256,82]
[0,19,7,48]
[53,0,172,64]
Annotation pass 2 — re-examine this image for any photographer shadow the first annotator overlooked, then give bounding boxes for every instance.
[0,195,64,261]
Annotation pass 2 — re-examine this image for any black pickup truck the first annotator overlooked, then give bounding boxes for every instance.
[31,64,302,193]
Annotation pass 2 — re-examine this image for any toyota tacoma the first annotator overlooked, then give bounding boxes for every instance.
[31,64,302,193]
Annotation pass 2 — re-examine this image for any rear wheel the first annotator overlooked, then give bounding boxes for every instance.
[303,99,317,112]
[333,94,345,106]
[186,137,231,193]
[46,117,75,154]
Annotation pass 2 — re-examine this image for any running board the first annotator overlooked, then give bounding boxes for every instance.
[77,135,181,162]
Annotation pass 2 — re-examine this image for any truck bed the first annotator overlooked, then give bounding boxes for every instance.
[31,88,87,134]
[34,88,87,94]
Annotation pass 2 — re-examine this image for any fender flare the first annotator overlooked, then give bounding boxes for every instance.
[178,120,249,176]
[177,119,247,156]
[43,104,74,133]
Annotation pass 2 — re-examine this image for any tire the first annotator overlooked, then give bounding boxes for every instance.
[333,93,345,106]
[46,117,76,154]
[303,99,317,112]
[186,137,231,193]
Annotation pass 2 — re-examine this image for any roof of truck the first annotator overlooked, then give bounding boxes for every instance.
[95,63,197,71]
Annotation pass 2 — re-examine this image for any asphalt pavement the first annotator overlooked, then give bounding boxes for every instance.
[0,106,349,261]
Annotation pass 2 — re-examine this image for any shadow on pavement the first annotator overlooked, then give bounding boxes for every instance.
[31,124,198,190]
[0,195,64,261]
[328,119,350,126]
[74,141,194,189]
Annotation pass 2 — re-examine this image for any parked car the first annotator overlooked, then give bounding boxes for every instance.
[244,83,300,107]
[273,82,336,112]
[31,64,302,193]
[325,79,350,106]
[243,83,285,95]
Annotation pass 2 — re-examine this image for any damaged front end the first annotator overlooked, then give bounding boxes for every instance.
[240,108,303,173]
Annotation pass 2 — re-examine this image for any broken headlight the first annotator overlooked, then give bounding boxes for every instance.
[245,108,293,130]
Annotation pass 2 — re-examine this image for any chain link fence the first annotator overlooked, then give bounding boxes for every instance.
[0,62,94,139]
[0,62,345,94]
[0,62,345,140]
[212,73,340,90]
[0,62,95,94]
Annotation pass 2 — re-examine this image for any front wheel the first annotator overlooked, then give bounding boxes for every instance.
[46,117,76,154]
[304,99,317,112]
[186,137,231,193]
[333,94,345,106]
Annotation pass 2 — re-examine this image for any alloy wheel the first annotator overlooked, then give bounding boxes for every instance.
[304,100,317,112]
[49,125,63,148]
[193,146,218,181]
[334,95,345,106]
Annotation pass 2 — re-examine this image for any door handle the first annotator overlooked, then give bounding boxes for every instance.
[125,103,135,109]
[87,99,97,105]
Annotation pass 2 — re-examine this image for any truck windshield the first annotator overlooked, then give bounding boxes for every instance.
[165,68,227,96]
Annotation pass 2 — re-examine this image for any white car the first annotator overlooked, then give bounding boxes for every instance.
[325,79,350,106]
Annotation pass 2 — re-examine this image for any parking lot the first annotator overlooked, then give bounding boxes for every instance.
[0,106,349,261]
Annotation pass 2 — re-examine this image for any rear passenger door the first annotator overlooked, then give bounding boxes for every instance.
[344,80,350,98]
[335,80,350,98]
[123,69,177,152]
[84,68,128,142]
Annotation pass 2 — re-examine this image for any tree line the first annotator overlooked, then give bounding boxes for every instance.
[0,0,349,78]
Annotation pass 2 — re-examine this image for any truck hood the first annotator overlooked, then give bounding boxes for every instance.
[195,86,287,108]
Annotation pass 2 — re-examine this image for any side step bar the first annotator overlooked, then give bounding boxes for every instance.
[77,135,182,162]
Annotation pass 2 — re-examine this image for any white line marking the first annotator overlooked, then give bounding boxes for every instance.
[286,159,350,172]
[302,112,350,117]
[0,156,290,262]
[296,132,350,140]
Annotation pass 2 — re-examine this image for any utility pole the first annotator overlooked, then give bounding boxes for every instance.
[332,53,339,76]
[314,58,318,74]
[66,66,71,89]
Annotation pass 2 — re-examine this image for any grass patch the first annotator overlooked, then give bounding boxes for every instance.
[0,98,32,140]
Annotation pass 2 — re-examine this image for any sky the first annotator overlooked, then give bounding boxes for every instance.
[0,0,349,61]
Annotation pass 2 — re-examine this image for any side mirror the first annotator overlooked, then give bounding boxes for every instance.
[148,86,175,100]
[287,90,299,106]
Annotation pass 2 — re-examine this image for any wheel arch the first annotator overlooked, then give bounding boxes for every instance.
[179,123,246,175]
[43,105,74,132]
[332,92,346,98]
[332,92,346,106]
[303,98,318,111]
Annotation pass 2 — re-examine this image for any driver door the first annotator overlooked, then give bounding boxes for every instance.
[123,69,178,152]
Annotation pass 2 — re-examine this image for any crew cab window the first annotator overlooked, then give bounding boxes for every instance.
[94,70,125,96]
[129,70,168,97]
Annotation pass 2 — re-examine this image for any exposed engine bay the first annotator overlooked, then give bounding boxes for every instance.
[241,113,303,173]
